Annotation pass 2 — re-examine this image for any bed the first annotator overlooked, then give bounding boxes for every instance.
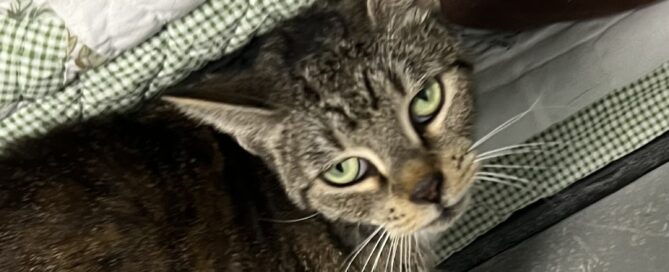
[1,0,667,269]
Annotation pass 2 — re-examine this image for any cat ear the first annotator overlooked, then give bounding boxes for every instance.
[365,0,439,23]
[414,0,440,11]
[162,95,282,155]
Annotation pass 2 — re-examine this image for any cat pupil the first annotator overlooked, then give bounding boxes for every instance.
[417,89,430,101]
[335,163,344,172]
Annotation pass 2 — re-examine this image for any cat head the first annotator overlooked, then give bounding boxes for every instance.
[165,0,477,237]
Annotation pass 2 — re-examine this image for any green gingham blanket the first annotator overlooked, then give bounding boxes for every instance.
[1,0,669,263]
[0,0,315,142]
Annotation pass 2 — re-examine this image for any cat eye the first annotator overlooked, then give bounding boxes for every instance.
[409,78,443,124]
[322,157,369,186]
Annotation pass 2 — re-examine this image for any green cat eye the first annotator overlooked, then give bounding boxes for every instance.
[410,78,443,123]
[322,157,369,186]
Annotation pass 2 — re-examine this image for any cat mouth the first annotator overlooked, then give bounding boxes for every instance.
[439,196,468,219]
[421,195,470,231]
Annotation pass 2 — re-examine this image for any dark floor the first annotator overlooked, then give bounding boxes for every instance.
[471,163,669,272]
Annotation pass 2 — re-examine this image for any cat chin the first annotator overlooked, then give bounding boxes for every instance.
[419,194,470,235]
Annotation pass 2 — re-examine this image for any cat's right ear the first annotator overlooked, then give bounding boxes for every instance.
[162,94,283,155]
[365,0,440,24]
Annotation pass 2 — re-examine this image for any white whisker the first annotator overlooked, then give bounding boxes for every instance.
[385,237,397,272]
[474,149,539,162]
[407,236,413,271]
[392,237,399,272]
[402,236,409,272]
[413,236,425,268]
[399,237,405,272]
[476,172,530,184]
[469,96,542,151]
[483,164,547,170]
[343,226,384,272]
[469,113,526,152]
[259,213,319,223]
[360,231,387,272]
[476,142,559,158]
[475,176,525,189]
[371,233,391,272]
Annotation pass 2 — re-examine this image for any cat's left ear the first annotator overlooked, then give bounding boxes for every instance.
[163,94,282,155]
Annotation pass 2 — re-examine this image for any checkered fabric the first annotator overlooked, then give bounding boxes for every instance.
[0,0,315,144]
[0,17,67,104]
[2,0,669,264]
[435,62,669,259]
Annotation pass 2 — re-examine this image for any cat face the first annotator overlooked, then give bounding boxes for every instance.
[279,69,476,237]
[166,0,477,237]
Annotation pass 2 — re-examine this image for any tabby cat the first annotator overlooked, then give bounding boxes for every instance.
[0,0,476,271]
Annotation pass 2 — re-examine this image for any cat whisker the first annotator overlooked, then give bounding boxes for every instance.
[413,236,425,269]
[474,149,540,162]
[402,236,409,272]
[394,237,399,272]
[469,96,542,152]
[360,231,387,272]
[397,237,402,271]
[474,176,525,189]
[343,225,384,272]
[476,142,560,158]
[258,213,319,223]
[482,164,547,170]
[385,237,396,272]
[476,172,530,184]
[399,236,406,272]
[468,111,526,152]
[408,234,413,272]
[408,237,413,272]
[370,232,391,272]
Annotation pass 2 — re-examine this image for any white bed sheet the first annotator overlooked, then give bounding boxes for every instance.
[463,0,669,151]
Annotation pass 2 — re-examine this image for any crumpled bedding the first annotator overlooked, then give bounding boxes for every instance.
[50,0,206,58]
[0,0,315,145]
[0,0,204,87]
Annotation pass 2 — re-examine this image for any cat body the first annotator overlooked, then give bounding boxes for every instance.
[0,0,475,271]
[0,105,349,271]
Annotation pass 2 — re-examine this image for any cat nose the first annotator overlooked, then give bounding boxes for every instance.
[409,172,444,204]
